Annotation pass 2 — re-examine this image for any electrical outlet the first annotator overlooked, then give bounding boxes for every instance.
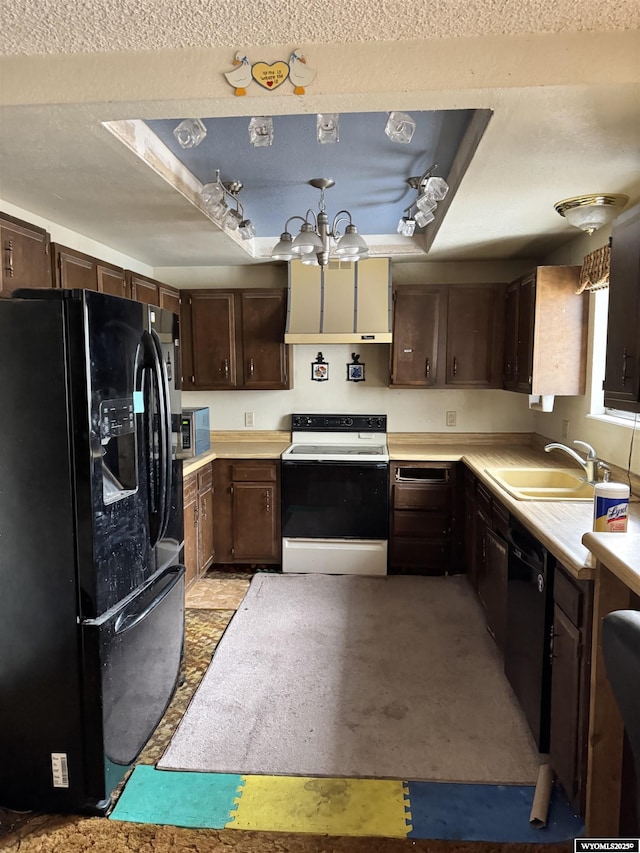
[562,419,570,439]
[446,411,457,427]
[244,411,255,427]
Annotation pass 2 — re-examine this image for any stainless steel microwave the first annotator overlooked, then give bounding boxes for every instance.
[177,407,210,458]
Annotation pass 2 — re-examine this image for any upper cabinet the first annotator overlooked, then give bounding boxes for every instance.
[0,213,52,297]
[603,204,640,413]
[502,266,585,396]
[181,288,291,391]
[52,244,129,298]
[127,271,181,314]
[390,283,505,388]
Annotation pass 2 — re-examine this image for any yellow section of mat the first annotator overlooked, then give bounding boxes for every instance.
[226,775,411,837]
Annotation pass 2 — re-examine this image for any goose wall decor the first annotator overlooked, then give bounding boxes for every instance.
[289,51,315,95]
[224,52,252,96]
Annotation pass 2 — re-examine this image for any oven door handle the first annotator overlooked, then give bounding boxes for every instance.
[281,460,389,469]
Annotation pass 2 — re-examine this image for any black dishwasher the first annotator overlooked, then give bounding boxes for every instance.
[505,518,555,752]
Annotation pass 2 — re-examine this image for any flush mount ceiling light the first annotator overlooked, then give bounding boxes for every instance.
[200,170,255,240]
[554,194,629,235]
[397,164,449,236]
[271,178,368,267]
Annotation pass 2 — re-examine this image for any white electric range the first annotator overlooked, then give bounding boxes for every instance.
[280,414,389,575]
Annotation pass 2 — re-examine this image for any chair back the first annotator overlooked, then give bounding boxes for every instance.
[602,609,640,824]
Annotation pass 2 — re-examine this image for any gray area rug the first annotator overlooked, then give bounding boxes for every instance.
[159,574,542,783]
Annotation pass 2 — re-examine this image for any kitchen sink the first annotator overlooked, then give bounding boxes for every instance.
[484,467,595,501]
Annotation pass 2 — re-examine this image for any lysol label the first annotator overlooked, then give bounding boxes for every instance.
[594,497,629,532]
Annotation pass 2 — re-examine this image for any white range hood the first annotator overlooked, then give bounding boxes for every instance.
[285,258,392,344]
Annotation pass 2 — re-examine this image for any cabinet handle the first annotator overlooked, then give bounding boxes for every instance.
[622,347,629,386]
[222,358,230,379]
[265,490,271,512]
[249,357,255,378]
[452,356,458,376]
[425,358,430,379]
[4,239,14,278]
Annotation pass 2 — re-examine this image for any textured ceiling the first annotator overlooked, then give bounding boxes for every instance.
[0,0,638,56]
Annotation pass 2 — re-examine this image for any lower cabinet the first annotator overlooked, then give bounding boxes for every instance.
[467,473,508,654]
[389,461,460,574]
[182,463,215,588]
[549,563,593,814]
[213,459,280,565]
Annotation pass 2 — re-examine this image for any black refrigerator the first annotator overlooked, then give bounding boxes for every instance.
[0,288,185,814]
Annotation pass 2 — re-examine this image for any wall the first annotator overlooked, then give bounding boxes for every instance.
[166,260,536,434]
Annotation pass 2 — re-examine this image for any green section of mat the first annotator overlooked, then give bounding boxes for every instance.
[109,766,242,828]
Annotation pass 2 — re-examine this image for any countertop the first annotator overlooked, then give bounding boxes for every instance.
[181,430,640,584]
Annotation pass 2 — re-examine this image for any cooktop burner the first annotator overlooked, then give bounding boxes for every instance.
[282,413,389,463]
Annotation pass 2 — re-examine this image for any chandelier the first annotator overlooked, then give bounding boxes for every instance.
[397,164,449,237]
[200,170,255,240]
[271,178,369,267]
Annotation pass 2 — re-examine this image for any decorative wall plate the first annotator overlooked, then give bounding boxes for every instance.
[252,62,290,90]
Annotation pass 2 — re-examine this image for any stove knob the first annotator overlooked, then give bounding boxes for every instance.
[342,417,353,427]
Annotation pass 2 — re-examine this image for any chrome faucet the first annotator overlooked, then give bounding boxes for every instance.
[544,440,601,484]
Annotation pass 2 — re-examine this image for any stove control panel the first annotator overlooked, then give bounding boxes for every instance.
[291,414,387,432]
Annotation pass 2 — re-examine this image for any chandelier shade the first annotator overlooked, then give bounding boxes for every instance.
[271,178,369,267]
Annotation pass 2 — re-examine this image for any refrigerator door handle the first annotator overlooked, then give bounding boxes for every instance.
[149,328,173,541]
[114,565,185,635]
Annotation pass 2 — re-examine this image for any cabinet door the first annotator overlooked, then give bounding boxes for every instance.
[474,502,491,609]
[550,603,583,806]
[0,215,51,296]
[159,285,181,316]
[483,527,508,654]
[391,287,441,386]
[128,271,160,306]
[464,473,477,590]
[53,245,98,290]
[197,467,215,574]
[515,274,536,392]
[183,474,198,588]
[97,264,128,298]
[231,482,279,562]
[503,282,519,390]
[446,284,504,387]
[184,291,237,389]
[604,204,640,411]
[240,290,289,389]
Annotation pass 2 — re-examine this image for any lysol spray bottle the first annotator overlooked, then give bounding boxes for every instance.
[593,480,630,532]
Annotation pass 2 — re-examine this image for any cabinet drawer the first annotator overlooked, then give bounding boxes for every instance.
[394,484,451,510]
[183,472,198,504]
[197,463,213,491]
[391,538,451,568]
[554,566,583,626]
[393,510,450,538]
[231,462,278,482]
[492,500,509,539]
[477,482,492,518]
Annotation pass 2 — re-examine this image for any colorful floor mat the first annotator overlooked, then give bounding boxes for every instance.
[110,766,584,842]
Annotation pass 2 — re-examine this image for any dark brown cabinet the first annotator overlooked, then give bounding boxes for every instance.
[181,289,290,391]
[502,266,586,395]
[52,244,129,298]
[389,461,459,574]
[183,463,215,588]
[390,286,441,386]
[604,203,640,412]
[445,284,505,387]
[390,283,505,388]
[467,474,508,654]
[127,271,181,314]
[549,564,593,814]
[0,213,51,297]
[213,459,280,565]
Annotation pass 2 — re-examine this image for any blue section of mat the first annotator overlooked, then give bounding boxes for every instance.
[407,780,584,842]
[109,765,241,828]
